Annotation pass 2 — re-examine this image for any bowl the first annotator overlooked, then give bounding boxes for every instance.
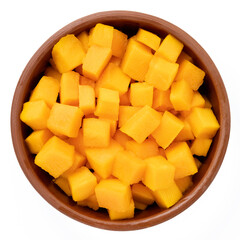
[11,11,230,230]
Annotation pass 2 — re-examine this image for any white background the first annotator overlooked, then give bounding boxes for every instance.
[1,0,240,239]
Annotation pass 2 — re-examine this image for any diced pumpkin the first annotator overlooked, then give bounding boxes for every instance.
[76,31,89,52]
[53,176,71,196]
[175,176,193,193]
[203,95,212,108]
[25,129,53,154]
[47,103,84,138]
[175,116,194,142]
[20,100,50,130]
[152,88,173,111]
[79,75,96,89]
[109,56,122,66]
[79,85,95,115]
[99,118,117,137]
[134,201,147,210]
[35,136,74,178]
[190,138,212,156]
[176,51,193,65]
[113,129,132,148]
[119,91,131,106]
[77,193,99,211]
[191,91,206,108]
[131,183,154,205]
[118,106,141,128]
[44,66,62,81]
[112,29,128,58]
[67,166,97,201]
[52,34,85,73]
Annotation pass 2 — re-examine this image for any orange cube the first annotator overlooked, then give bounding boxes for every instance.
[76,31,89,52]
[44,66,61,81]
[113,129,132,148]
[131,183,154,205]
[79,85,95,115]
[79,75,96,89]
[54,176,72,196]
[118,106,141,128]
[152,88,173,111]
[175,176,193,193]
[112,29,128,58]
[190,138,212,157]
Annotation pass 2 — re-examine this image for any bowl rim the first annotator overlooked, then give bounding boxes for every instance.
[11,10,231,231]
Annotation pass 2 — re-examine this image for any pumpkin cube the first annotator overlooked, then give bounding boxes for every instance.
[131,183,154,205]
[155,34,184,63]
[152,88,173,111]
[60,71,80,106]
[136,28,161,51]
[52,34,85,73]
[79,75,96,89]
[119,91,131,106]
[145,56,179,91]
[121,38,153,81]
[35,136,74,178]
[170,79,194,111]
[118,106,141,128]
[130,82,153,107]
[99,118,117,137]
[152,111,184,149]
[76,31,89,52]
[29,76,59,108]
[175,176,193,193]
[95,88,119,121]
[54,176,71,196]
[187,107,220,138]
[112,29,128,58]
[44,66,61,81]
[190,138,212,156]
[82,118,110,147]
[191,91,206,108]
[134,201,147,210]
[20,100,50,130]
[77,193,99,211]
[113,129,131,148]
[165,142,198,179]
[175,116,194,141]
[112,150,146,185]
[47,103,84,138]
[25,129,53,154]
[175,60,205,90]
[153,182,182,208]
[82,45,112,81]
[142,155,175,191]
[177,51,193,65]
[85,139,123,179]
[95,179,132,212]
[120,105,161,143]
[79,85,95,115]
[67,166,97,201]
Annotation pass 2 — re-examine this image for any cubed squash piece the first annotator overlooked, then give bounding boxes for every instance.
[35,136,74,178]
[170,79,194,111]
[125,139,159,159]
[153,182,182,208]
[121,38,153,81]
[152,111,184,149]
[177,51,193,65]
[44,66,61,81]
[152,89,173,111]
[155,34,184,63]
[119,91,131,106]
[120,105,161,143]
[82,45,112,81]
[82,118,110,147]
[76,31,89,52]
[145,56,179,91]
[136,28,161,51]
[79,75,96,89]
[112,150,146,185]
[134,201,148,210]
[25,129,53,154]
[142,156,175,191]
[79,85,95,115]
[112,29,128,58]
[47,103,84,138]
[175,176,193,193]
[60,71,80,106]
[20,100,50,130]
[113,129,132,148]
[95,179,132,212]
[130,82,153,107]
[118,106,141,128]
[175,116,194,141]
[85,139,123,179]
[187,107,220,138]
[67,166,97,201]
[29,76,59,107]
[52,34,85,73]
[95,88,119,121]
[190,138,212,156]
[77,193,99,211]
[53,176,71,196]
[99,118,117,137]
[131,183,154,205]
[108,199,134,220]
[175,60,205,90]
[191,91,206,108]
[165,142,198,179]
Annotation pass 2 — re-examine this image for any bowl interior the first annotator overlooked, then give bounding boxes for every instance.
[11,11,230,230]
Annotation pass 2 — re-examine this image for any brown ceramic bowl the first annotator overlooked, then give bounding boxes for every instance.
[11,11,230,230]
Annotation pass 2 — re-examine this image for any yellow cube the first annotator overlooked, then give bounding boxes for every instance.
[155,34,184,63]
[112,150,146,185]
[165,142,198,179]
[131,183,154,205]
[82,118,110,147]
[119,91,131,106]
[118,106,141,128]
[113,129,131,148]
[177,51,193,65]
[152,89,173,111]
[175,60,205,90]
[95,88,120,121]
[143,156,175,191]
[25,129,53,154]
[136,28,161,51]
[29,76,59,108]
[112,29,128,58]
[54,176,71,196]
[190,138,212,156]
[175,176,193,193]
[152,111,184,149]
[134,201,147,210]
[130,82,153,107]
[153,182,182,208]
[77,193,99,211]
[35,136,74,178]
[120,105,161,143]
[60,71,80,106]
[52,34,85,73]
[79,85,95,115]
[145,56,179,91]
[44,66,61,81]
[99,118,117,137]
[79,75,96,89]
[67,166,97,201]
[187,107,220,138]
[20,100,50,130]
[76,31,89,52]
[82,45,112,81]
[47,103,84,138]
[121,38,153,81]
[170,80,194,111]
[95,179,132,212]
[85,139,123,179]
[175,116,194,141]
